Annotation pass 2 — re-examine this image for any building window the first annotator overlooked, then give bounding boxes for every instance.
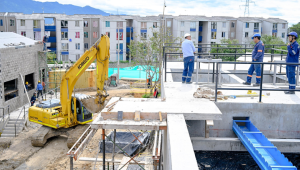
[245,32,249,37]
[61,43,69,51]
[231,32,235,38]
[167,21,172,27]
[190,22,196,29]
[61,20,68,28]
[141,22,147,29]
[180,31,184,37]
[153,22,157,28]
[116,32,123,40]
[222,22,226,28]
[34,31,41,40]
[273,23,278,30]
[93,21,98,28]
[0,19,3,26]
[10,19,15,26]
[4,79,18,101]
[76,54,81,60]
[282,23,286,29]
[93,32,98,38]
[245,22,249,28]
[84,32,88,38]
[254,23,259,30]
[106,21,110,27]
[84,43,88,49]
[21,31,26,37]
[181,21,184,27]
[272,32,277,37]
[106,32,110,38]
[75,21,80,27]
[75,32,80,38]
[33,20,41,28]
[24,73,35,91]
[211,22,217,29]
[21,20,25,26]
[282,33,285,38]
[141,32,147,39]
[222,32,225,38]
[75,43,80,50]
[211,32,216,39]
[61,32,68,40]
[84,21,88,27]
[117,21,123,28]
[231,22,235,28]
[61,55,69,62]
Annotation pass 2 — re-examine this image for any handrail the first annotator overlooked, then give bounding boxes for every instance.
[14,106,26,137]
[214,61,300,103]
[0,106,9,133]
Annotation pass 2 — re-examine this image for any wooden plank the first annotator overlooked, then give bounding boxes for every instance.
[159,111,162,122]
[134,111,140,121]
[101,111,167,121]
[118,156,131,170]
[78,157,147,164]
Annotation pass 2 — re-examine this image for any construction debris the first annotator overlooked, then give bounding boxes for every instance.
[193,87,215,98]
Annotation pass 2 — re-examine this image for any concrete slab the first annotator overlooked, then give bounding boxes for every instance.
[191,137,300,153]
[167,114,198,170]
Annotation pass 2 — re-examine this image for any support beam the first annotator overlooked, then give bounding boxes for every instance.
[167,114,198,170]
[205,120,214,138]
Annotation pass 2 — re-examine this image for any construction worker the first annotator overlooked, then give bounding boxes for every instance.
[285,32,299,94]
[36,81,43,99]
[42,35,47,51]
[25,82,29,90]
[31,92,37,106]
[243,33,264,86]
[182,33,196,84]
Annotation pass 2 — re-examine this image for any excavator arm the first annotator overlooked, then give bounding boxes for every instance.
[60,35,110,126]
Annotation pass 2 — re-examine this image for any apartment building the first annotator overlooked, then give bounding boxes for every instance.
[0,13,289,61]
[261,18,288,43]
[236,17,262,44]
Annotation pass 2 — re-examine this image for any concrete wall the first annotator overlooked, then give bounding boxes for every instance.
[187,102,300,139]
[0,44,43,114]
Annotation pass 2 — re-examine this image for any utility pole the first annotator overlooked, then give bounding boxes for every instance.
[117,21,120,84]
[240,0,255,17]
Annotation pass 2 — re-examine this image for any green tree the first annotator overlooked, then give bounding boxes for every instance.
[290,22,300,37]
[128,27,181,94]
[210,39,244,61]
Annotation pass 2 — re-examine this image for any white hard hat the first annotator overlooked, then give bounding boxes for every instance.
[184,33,191,38]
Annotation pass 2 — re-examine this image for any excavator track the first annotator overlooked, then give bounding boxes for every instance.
[31,125,90,148]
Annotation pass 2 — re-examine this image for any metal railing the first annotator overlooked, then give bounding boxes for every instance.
[14,106,26,137]
[0,106,9,134]
[163,44,289,82]
[214,62,300,103]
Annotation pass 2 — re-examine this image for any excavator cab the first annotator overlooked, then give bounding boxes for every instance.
[71,95,93,124]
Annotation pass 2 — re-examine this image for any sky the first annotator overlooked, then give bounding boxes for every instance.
[35,0,300,26]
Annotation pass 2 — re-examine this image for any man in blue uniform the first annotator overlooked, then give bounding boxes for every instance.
[31,92,36,106]
[36,80,43,99]
[285,32,299,94]
[182,33,196,84]
[243,33,264,86]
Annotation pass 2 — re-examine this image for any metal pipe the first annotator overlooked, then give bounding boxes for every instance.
[112,129,116,170]
[152,130,158,157]
[215,63,219,102]
[102,129,105,170]
[164,53,167,82]
[70,157,73,170]
[259,64,264,103]
[212,63,215,83]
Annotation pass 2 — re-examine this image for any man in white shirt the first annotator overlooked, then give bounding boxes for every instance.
[181,33,196,84]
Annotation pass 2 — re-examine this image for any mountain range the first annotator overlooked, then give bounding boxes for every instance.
[0,0,111,15]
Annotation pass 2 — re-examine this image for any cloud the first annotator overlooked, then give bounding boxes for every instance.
[34,0,300,26]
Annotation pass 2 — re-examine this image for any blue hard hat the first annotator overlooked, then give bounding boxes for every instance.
[288,32,298,38]
[252,33,261,39]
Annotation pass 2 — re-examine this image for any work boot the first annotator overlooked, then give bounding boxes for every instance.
[186,82,192,84]
[243,82,251,85]
[253,83,260,87]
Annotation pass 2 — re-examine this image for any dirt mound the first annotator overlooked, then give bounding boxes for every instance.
[81,97,106,113]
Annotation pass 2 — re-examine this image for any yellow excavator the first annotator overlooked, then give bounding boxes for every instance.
[28,35,110,148]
